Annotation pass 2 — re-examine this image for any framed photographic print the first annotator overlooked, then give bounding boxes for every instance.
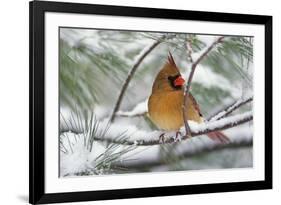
[29,0,272,204]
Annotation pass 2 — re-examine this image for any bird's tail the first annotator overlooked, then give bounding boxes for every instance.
[207,131,230,144]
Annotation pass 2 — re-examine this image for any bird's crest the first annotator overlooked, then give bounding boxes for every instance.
[151,51,182,93]
[167,52,180,72]
[168,51,177,67]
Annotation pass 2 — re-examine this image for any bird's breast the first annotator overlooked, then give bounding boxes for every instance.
[148,91,202,131]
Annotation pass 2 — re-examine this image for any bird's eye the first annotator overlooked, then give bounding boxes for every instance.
[167,75,180,82]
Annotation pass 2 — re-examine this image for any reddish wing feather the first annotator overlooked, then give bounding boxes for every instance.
[207,131,230,144]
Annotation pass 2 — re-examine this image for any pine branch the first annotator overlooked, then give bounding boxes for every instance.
[183,36,225,137]
[110,37,164,123]
[207,96,253,121]
[78,112,252,146]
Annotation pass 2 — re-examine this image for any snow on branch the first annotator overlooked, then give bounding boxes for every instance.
[182,36,225,137]
[207,96,253,121]
[116,100,148,117]
[90,111,253,146]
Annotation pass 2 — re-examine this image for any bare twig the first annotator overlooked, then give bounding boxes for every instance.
[207,96,253,121]
[183,36,225,137]
[110,38,164,123]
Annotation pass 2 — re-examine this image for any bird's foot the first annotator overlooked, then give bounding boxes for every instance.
[173,131,182,142]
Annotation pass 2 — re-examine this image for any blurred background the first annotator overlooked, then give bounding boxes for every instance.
[59,28,253,177]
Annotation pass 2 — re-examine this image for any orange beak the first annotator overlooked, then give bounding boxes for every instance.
[174,76,185,86]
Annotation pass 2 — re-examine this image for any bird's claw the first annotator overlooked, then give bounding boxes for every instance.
[173,131,182,142]
[159,133,166,143]
[159,131,183,143]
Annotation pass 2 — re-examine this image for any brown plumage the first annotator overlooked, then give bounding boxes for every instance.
[148,53,229,143]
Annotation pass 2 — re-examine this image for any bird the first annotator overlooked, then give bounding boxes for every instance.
[148,52,229,143]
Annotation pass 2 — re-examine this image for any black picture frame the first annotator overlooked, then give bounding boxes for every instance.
[29,0,272,204]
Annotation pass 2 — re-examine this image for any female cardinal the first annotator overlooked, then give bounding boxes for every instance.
[148,53,229,143]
